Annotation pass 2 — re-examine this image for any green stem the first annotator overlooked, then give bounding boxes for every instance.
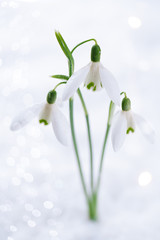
[54,81,66,90]
[66,37,89,202]
[71,39,97,54]
[69,98,89,202]
[77,88,94,194]
[96,101,115,193]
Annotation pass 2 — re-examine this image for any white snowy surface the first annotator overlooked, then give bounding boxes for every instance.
[0,0,160,239]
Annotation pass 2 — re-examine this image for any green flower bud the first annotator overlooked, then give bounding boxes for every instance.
[122,97,131,111]
[91,44,101,62]
[47,90,57,104]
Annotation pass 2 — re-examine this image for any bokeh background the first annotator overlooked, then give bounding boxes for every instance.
[0,0,160,239]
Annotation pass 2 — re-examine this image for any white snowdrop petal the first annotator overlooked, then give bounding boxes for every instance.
[10,103,43,131]
[99,64,120,106]
[51,106,70,145]
[39,103,53,124]
[62,63,90,101]
[111,111,127,151]
[134,113,155,143]
[84,62,102,91]
[126,110,136,130]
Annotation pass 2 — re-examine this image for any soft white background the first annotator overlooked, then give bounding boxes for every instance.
[0,0,160,239]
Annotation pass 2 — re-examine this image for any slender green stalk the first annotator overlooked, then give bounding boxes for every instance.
[96,124,111,193]
[69,98,89,201]
[77,89,94,193]
[96,101,115,193]
[55,31,95,213]
[54,81,66,90]
[71,39,97,53]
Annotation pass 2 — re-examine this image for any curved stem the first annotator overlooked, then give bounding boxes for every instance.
[96,101,115,193]
[77,88,94,194]
[71,39,97,54]
[69,98,89,202]
[54,81,66,90]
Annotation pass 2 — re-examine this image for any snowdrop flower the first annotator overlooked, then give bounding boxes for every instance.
[62,44,120,105]
[10,90,70,146]
[111,93,155,151]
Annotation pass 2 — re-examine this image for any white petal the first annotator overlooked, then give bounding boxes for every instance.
[10,103,43,131]
[99,64,120,106]
[133,113,155,143]
[51,106,70,145]
[62,63,90,101]
[125,110,136,132]
[111,111,127,151]
[84,62,102,91]
[39,103,53,124]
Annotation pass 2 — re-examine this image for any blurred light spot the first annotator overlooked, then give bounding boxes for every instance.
[53,207,62,217]
[12,69,28,89]
[40,159,51,173]
[24,173,34,183]
[1,1,7,7]
[17,0,37,2]
[32,10,40,18]
[138,60,150,71]
[0,204,12,212]
[9,1,18,8]
[23,94,33,107]
[6,157,15,167]
[11,43,20,51]
[128,16,142,29]
[7,237,14,240]
[31,148,41,158]
[2,86,11,96]
[10,225,17,232]
[16,135,26,146]
[23,215,30,221]
[27,220,36,228]
[3,116,11,127]
[16,167,25,177]
[25,203,33,212]
[21,45,30,55]
[11,177,21,186]
[44,201,54,209]
[138,171,152,186]
[20,156,30,167]
[10,146,20,157]
[49,230,58,237]
[26,126,41,138]
[0,58,3,67]
[32,209,41,217]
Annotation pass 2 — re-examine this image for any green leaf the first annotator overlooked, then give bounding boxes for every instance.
[50,74,69,80]
[55,31,74,64]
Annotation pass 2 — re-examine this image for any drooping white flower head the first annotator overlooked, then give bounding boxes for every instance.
[10,90,70,146]
[62,44,120,106]
[111,93,155,151]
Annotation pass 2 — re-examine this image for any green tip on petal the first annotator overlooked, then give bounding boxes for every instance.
[87,82,95,89]
[126,127,134,134]
[91,44,101,62]
[122,97,131,111]
[47,90,57,104]
[39,119,48,125]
